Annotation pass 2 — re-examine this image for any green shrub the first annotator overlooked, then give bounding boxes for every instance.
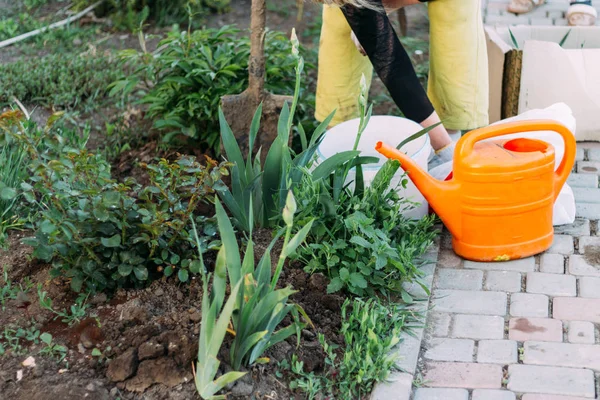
[109,25,317,152]
[0,130,28,243]
[291,297,422,399]
[0,113,230,292]
[0,54,121,110]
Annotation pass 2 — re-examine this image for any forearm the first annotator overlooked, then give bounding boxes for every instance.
[341,0,435,123]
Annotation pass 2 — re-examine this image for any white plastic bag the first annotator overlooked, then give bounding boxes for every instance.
[487,103,577,226]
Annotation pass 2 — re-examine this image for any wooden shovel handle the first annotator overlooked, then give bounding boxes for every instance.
[248,0,266,96]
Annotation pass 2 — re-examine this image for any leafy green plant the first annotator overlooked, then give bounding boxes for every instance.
[291,77,437,296]
[1,266,34,311]
[291,297,422,399]
[0,325,41,356]
[0,133,28,243]
[217,29,330,233]
[38,285,90,326]
[0,53,121,110]
[109,24,316,151]
[39,332,68,362]
[0,113,230,292]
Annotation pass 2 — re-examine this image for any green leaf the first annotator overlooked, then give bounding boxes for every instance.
[134,266,148,281]
[91,348,102,357]
[190,260,202,274]
[401,290,414,304]
[311,150,360,181]
[178,269,189,282]
[101,234,121,248]
[71,275,83,292]
[395,123,441,150]
[349,235,371,248]
[283,219,313,257]
[349,272,368,289]
[327,277,344,293]
[40,332,52,345]
[0,187,17,200]
[118,264,133,277]
[164,266,174,277]
[339,268,350,281]
[40,220,57,235]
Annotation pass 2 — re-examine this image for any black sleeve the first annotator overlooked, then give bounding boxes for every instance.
[341,1,435,123]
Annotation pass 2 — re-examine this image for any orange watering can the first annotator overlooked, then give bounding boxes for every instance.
[376,120,576,262]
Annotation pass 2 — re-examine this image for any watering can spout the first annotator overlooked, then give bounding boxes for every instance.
[375,141,462,238]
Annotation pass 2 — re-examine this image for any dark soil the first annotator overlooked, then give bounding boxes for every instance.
[0,229,346,400]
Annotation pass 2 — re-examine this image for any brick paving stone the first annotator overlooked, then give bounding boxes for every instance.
[578,236,600,254]
[579,276,600,298]
[413,388,468,400]
[472,390,516,400]
[576,147,585,161]
[522,395,593,400]
[523,341,600,371]
[485,271,522,292]
[508,317,563,342]
[510,293,549,317]
[568,255,600,277]
[540,254,565,274]
[507,365,595,398]
[424,338,474,362]
[577,161,600,174]
[589,148,600,161]
[438,249,462,268]
[425,312,451,337]
[435,269,483,290]
[395,329,423,374]
[548,235,574,254]
[423,362,503,389]
[567,173,598,188]
[573,188,600,204]
[452,315,505,340]
[477,340,518,364]
[486,14,530,24]
[526,272,576,296]
[553,297,600,322]
[432,290,507,315]
[567,321,595,344]
[464,258,535,273]
[371,371,412,400]
[554,219,590,237]
[576,203,600,220]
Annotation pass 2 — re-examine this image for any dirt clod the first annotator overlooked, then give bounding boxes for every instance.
[138,342,165,361]
[107,348,139,382]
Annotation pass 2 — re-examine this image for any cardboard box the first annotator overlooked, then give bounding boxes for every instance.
[485,25,600,141]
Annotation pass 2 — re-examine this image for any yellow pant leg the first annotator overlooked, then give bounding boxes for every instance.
[428,0,489,130]
[315,5,374,127]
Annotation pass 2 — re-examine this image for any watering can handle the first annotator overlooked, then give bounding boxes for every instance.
[457,120,577,200]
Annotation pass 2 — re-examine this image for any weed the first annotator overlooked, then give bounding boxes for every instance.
[0,325,41,356]
[0,53,121,111]
[291,297,422,398]
[0,136,28,243]
[1,266,34,311]
[39,332,68,362]
[38,285,89,326]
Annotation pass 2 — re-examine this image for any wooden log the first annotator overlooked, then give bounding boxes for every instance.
[501,49,523,120]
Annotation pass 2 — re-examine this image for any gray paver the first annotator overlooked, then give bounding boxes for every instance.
[432,290,507,315]
[510,293,549,317]
[435,268,483,291]
[472,390,516,400]
[394,329,423,374]
[573,188,600,204]
[371,371,412,400]
[548,235,574,255]
[485,271,521,292]
[576,203,600,220]
[553,297,600,323]
[477,340,518,364]
[451,314,505,340]
[567,173,598,189]
[579,276,600,298]
[523,341,600,371]
[578,236,600,254]
[424,338,474,362]
[568,255,600,277]
[413,388,469,400]
[539,254,564,274]
[507,365,595,398]
[589,148,600,161]
[464,258,535,273]
[526,272,576,297]
[554,219,590,237]
[425,312,452,338]
[577,161,600,175]
[567,321,595,344]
